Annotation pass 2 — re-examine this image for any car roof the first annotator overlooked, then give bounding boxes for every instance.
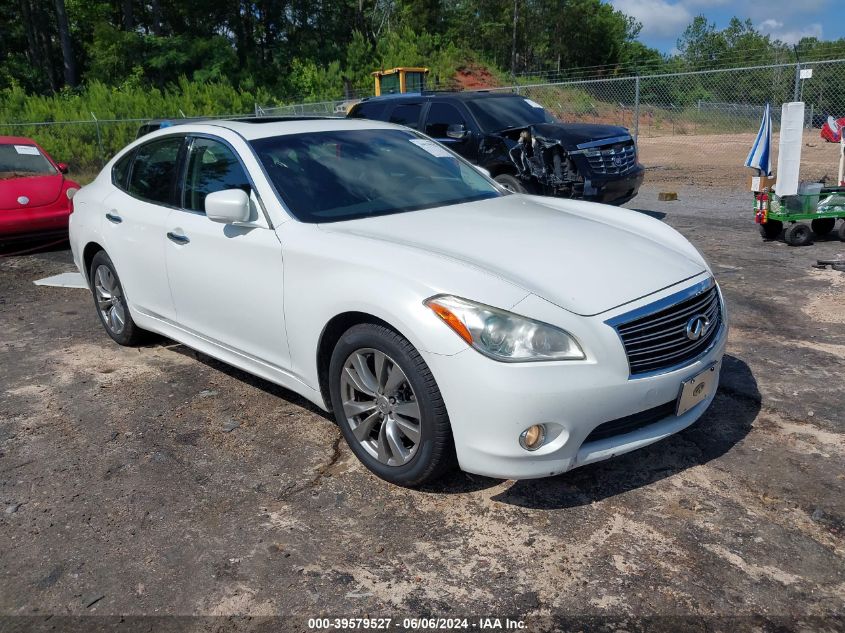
[359,91,518,104]
[0,136,41,145]
[137,117,407,142]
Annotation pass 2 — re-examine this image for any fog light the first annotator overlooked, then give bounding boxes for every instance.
[519,424,546,451]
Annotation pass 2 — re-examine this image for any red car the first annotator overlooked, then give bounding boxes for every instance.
[0,136,80,242]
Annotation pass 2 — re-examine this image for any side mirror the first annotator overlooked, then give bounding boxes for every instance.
[205,189,250,224]
[446,124,468,140]
[57,163,69,174]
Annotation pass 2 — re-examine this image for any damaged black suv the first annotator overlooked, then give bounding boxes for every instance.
[348,91,644,205]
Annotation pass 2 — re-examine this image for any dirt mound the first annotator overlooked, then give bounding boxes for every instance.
[452,65,500,91]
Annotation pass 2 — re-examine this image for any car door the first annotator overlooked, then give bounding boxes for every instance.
[163,134,290,369]
[422,101,478,161]
[101,135,185,320]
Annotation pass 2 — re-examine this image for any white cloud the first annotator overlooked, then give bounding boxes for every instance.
[744,0,829,22]
[757,19,823,44]
[682,0,731,6]
[611,0,693,38]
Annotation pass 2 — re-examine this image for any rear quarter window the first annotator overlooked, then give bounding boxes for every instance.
[348,101,388,121]
[111,151,134,191]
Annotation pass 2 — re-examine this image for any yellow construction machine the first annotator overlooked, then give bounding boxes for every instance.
[371,67,429,96]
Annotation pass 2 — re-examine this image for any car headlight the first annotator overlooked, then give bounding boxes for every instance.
[424,295,585,362]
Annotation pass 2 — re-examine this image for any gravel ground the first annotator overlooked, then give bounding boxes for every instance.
[1,183,844,632]
[637,131,843,189]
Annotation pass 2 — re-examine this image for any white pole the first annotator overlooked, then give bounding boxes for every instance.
[839,132,844,186]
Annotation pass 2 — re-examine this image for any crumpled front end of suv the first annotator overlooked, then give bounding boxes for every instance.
[497,124,645,205]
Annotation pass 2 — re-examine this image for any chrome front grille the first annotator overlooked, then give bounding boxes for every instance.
[585,141,637,175]
[611,282,722,376]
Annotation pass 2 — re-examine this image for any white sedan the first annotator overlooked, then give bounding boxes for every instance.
[69,118,726,486]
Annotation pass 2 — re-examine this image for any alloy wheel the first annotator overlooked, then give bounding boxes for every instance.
[94,264,126,335]
[339,348,422,467]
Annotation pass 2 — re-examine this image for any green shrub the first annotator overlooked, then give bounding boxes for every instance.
[0,79,277,171]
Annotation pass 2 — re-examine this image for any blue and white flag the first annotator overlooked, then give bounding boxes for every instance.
[745,102,773,176]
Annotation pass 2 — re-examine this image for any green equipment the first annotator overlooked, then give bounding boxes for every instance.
[755,187,845,246]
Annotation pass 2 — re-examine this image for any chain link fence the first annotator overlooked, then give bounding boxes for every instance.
[473,59,845,187]
[3,59,844,187]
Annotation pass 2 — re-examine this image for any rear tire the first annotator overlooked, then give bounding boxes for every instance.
[494,173,529,194]
[89,251,145,346]
[839,220,845,241]
[328,323,456,487]
[784,222,813,247]
[759,220,783,239]
[811,217,836,236]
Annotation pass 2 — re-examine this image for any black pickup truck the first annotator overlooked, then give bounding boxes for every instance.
[348,91,644,205]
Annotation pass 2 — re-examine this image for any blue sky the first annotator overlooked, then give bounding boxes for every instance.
[608,0,844,54]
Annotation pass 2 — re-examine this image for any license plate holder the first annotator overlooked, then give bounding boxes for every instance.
[676,363,718,416]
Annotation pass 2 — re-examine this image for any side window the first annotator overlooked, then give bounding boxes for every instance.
[127,136,184,205]
[348,101,387,120]
[183,137,250,213]
[424,103,468,138]
[111,151,134,191]
[388,104,422,129]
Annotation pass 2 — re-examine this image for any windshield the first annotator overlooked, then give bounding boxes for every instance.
[251,129,502,223]
[0,143,56,178]
[466,96,556,132]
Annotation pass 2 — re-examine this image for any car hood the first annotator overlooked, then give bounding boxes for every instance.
[522,123,632,150]
[0,173,64,210]
[320,196,706,316]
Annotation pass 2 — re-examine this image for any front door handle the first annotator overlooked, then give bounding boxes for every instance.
[105,212,122,224]
[166,231,190,245]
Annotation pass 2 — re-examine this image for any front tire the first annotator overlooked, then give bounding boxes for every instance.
[494,173,529,193]
[89,251,145,346]
[328,323,456,486]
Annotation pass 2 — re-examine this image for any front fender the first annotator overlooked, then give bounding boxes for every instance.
[279,222,528,391]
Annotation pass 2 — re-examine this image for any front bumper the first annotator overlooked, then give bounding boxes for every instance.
[582,165,645,205]
[422,276,727,479]
[0,203,70,240]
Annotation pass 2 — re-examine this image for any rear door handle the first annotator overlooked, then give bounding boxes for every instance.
[166,231,190,245]
[105,212,122,224]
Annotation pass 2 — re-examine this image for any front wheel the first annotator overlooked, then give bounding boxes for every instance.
[328,324,456,486]
[494,173,529,193]
[89,251,145,346]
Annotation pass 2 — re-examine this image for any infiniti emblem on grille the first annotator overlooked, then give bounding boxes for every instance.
[685,315,711,341]
[613,155,624,167]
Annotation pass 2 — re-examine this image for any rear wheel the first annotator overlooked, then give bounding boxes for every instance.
[328,323,456,487]
[494,173,529,193]
[839,220,845,241]
[811,217,836,236]
[89,251,145,346]
[784,222,813,247]
[759,220,783,239]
